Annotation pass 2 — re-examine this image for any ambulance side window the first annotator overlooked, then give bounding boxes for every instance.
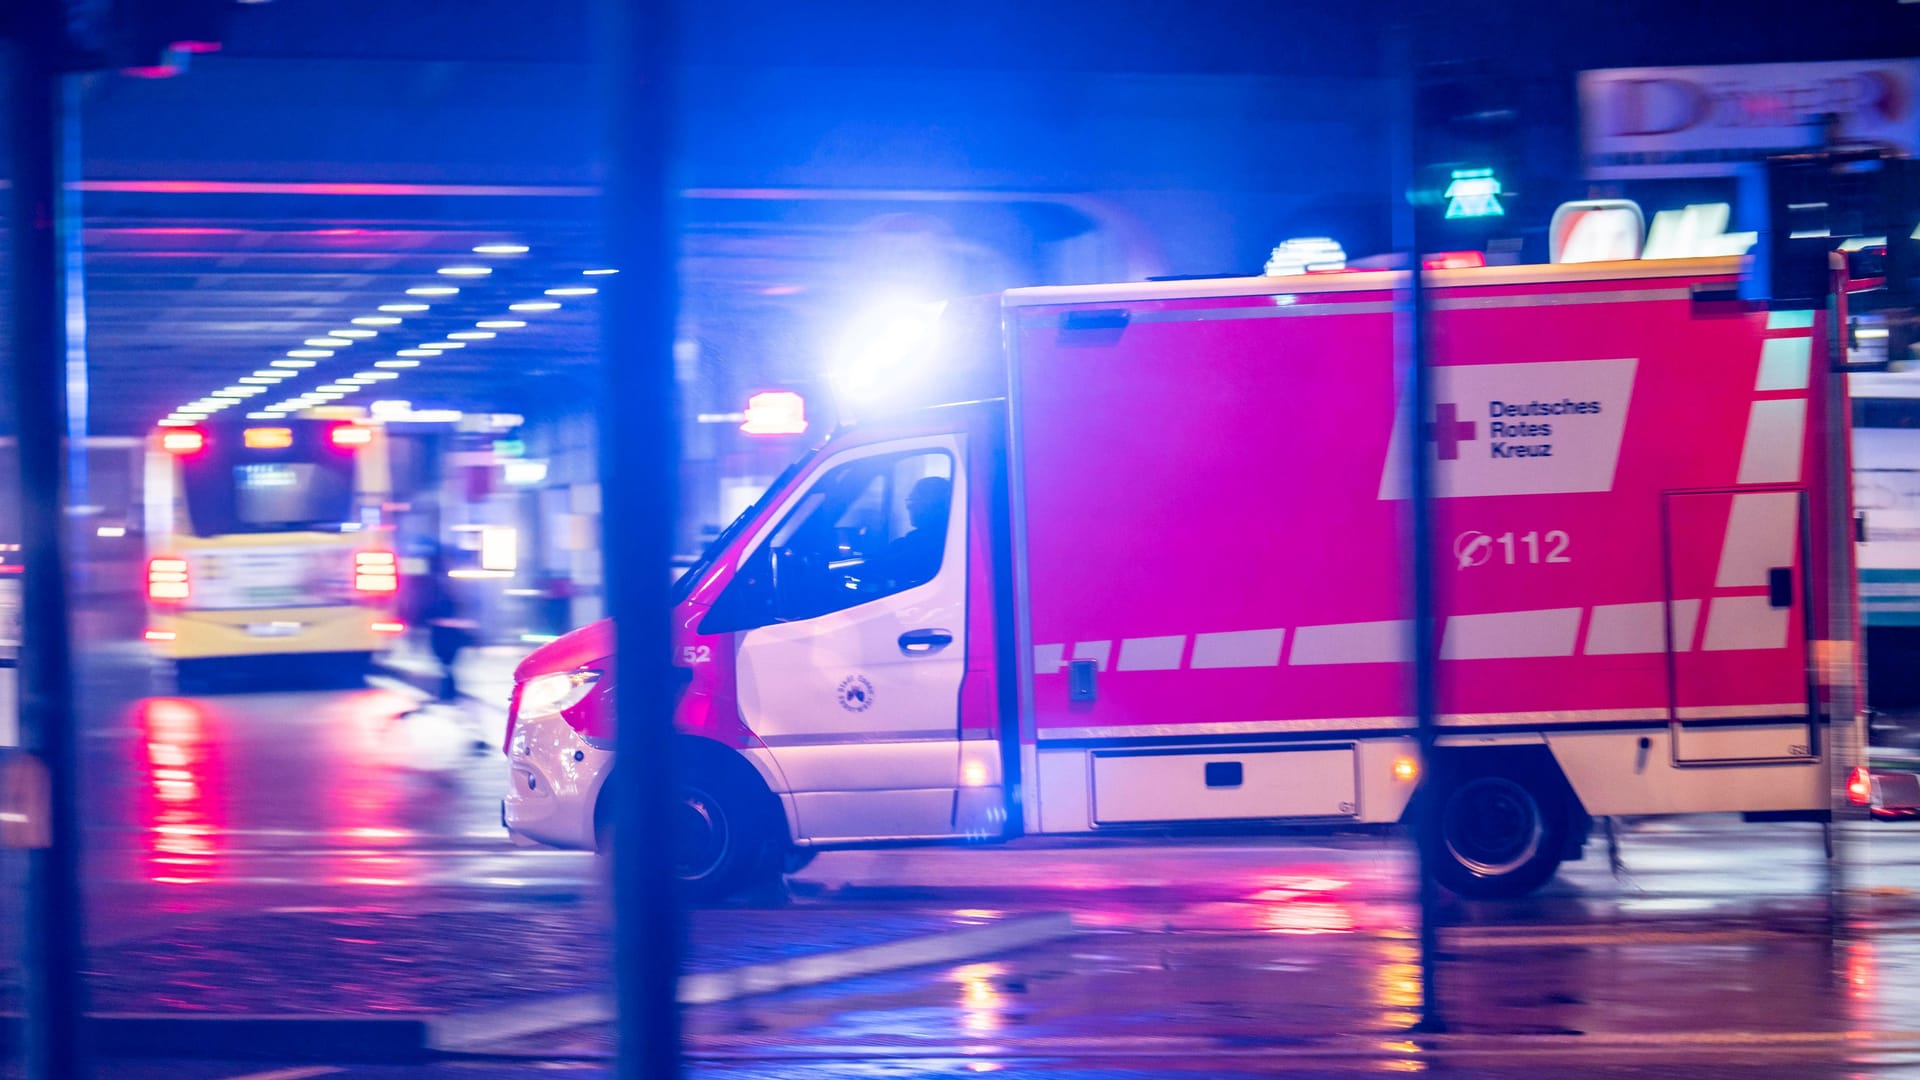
[702,449,953,632]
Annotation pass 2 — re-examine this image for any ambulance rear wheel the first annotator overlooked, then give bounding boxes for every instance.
[1422,758,1567,899]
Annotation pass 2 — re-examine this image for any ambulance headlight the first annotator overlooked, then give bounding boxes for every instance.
[517,668,601,720]
[833,299,948,403]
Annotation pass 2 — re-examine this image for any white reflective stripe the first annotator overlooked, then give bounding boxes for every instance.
[1033,643,1065,675]
[1189,628,1286,669]
[1115,635,1186,672]
[1583,602,1659,655]
[1755,336,1812,391]
[1674,703,1805,719]
[1440,607,1582,660]
[1070,640,1112,671]
[1734,398,1807,484]
[1671,598,1702,652]
[1766,310,1815,330]
[1441,707,1668,726]
[1701,595,1791,651]
[1584,599,1701,655]
[1290,620,1409,665]
[1715,491,1800,588]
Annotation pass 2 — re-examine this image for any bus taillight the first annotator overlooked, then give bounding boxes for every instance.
[161,430,205,455]
[331,425,374,450]
[148,558,190,602]
[354,551,398,594]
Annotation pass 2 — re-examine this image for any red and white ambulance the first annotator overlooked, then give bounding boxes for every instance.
[504,250,1864,899]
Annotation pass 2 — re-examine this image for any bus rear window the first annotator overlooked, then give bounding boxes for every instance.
[182,436,356,536]
[230,462,352,529]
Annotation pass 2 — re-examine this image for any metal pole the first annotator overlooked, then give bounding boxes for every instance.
[5,19,89,1080]
[1393,32,1446,1035]
[595,1,684,1077]
[1823,255,1863,927]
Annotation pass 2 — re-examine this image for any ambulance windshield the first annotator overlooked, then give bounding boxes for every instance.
[672,448,817,604]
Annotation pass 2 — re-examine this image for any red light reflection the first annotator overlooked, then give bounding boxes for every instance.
[137,698,224,886]
[321,694,423,887]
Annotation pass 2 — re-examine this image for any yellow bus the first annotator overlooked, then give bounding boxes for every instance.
[143,413,402,688]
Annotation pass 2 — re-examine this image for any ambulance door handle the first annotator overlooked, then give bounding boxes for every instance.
[1768,567,1794,609]
[899,628,953,655]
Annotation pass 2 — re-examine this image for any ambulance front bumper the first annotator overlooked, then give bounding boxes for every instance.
[504,710,613,851]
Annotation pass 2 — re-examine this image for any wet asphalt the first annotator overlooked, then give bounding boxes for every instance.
[11,614,1920,1076]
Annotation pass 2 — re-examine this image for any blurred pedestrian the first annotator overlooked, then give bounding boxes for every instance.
[401,544,485,758]
[418,544,476,704]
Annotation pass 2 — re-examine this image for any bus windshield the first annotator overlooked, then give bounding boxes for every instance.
[181,427,358,536]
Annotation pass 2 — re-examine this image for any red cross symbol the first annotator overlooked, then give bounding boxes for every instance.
[1427,403,1477,460]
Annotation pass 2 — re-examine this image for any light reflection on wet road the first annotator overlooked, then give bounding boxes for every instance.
[51,635,1920,1075]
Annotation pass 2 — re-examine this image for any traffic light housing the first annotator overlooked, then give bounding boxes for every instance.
[1741,151,1919,306]
[1884,157,1920,309]
[1413,62,1525,253]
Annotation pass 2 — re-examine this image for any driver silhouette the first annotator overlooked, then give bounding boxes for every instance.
[885,475,950,590]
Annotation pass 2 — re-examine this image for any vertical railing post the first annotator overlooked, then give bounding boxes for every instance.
[595,1,685,1077]
[4,16,89,1080]
[1393,31,1446,1035]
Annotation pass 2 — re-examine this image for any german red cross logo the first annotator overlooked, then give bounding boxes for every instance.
[1427,403,1477,460]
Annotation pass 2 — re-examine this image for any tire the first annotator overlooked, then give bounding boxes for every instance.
[594,748,784,904]
[1420,756,1569,899]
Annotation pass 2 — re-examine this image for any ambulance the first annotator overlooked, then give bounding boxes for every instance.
[503,243,1870,900]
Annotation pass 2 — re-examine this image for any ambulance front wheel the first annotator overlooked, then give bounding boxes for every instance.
[1420,756,1569,899]
[595,745,784,904]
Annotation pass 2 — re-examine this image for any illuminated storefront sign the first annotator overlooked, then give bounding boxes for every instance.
[1579,60,1920,179]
